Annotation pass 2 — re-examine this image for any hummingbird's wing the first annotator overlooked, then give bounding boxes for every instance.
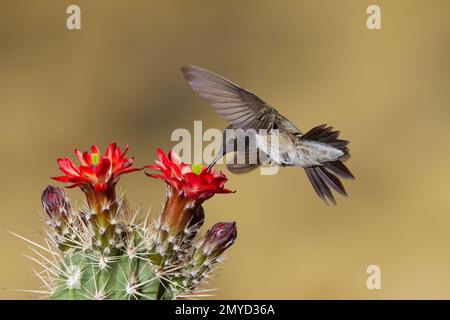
[224,132,269,174]
[226,152,261,174]
[181,65,279,130]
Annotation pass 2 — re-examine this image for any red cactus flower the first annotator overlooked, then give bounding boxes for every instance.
[52,143,140,192]
[145,148,233,201]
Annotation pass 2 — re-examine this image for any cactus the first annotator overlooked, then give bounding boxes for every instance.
[17,144,237,300]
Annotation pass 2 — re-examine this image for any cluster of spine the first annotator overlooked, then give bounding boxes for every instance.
[34,184,235,300]
[40,185,164,300]
[148,188,236,293]
[20,145,237,300]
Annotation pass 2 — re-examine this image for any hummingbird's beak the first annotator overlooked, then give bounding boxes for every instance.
[206,163,214,172]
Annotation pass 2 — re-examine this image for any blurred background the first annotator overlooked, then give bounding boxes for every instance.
[1,0,450,299]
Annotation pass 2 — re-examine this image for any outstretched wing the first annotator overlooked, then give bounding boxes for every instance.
[181,65,278,130]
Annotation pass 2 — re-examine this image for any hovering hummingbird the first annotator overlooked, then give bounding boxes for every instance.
[181,65,354,205]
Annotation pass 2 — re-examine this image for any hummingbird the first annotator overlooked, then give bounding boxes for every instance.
[181,65,354,205]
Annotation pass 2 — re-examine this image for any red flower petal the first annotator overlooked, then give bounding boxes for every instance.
[82,151,93,166]
[57,158,80,176]
[120,145,129,160]
[91,145,100,154]
[53,143,138,191]
[96,158,112,182]
[105,143,116,160]
[145,172,166,180]
[156,148,166,164]
[52,176,70,182]
[144,165,161,170]
[79,166,96,179]
[146,149,233,201]
[168,150,181,165]
[115,167,141,177]
[66,183,81,189]
[74,149,89,166]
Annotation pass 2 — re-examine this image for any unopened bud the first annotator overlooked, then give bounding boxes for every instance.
[41,186,71,219]
[202,222,237,257]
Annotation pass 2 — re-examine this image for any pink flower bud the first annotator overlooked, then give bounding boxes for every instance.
[41,186,71,218]
[203,222,237,256]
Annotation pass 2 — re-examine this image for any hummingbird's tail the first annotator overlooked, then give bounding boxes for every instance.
[301,124,355,205]
[304,164,353,206]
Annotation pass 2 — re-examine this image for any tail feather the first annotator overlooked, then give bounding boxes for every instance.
[303,124,354,205]
[325,161,354,179]
[314,166,347,196]
[305,166,349,206]
[304,167,329,204]
[301,124,350,150]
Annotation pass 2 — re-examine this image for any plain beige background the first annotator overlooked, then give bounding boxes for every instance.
[1,0,450,299]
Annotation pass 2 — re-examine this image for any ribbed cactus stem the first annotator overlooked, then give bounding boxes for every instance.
[150,186,205,268]
[83,184,118,251]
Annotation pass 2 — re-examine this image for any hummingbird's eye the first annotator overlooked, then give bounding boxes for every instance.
[282,152,290,163]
